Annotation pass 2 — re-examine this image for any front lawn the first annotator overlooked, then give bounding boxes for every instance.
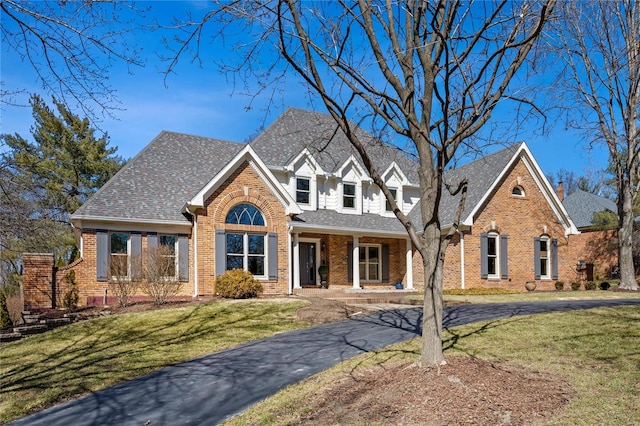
[0,299,308,423]
[225,305,640,425]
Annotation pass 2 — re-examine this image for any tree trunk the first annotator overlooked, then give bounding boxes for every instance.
[618,181,638,290]
[418,222,445,367]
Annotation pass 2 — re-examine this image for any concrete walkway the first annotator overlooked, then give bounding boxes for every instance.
[9,298,640,426]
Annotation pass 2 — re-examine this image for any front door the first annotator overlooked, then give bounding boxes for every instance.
[299,242,317,286]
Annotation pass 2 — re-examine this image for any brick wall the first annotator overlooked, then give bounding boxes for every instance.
[22,254,83,310]
[409,158,616,292]
[451,159,571,291]
[69,230,195,306]
[324,234,406,289]
[567,229,618,280]
[198,161,291,295]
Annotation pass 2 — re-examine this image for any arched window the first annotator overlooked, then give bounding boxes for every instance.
[512,186,525,197]
[225,203,265,226]
[222,203,267,277]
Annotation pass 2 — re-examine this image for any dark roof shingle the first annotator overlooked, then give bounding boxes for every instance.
[562,189,617,229]
[72,131,246,223]
[251,108,419,183]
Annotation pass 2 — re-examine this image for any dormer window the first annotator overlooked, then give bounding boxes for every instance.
[343,183,356,209]
[385,188,398,212]
[296,177,310,204]
[512,186,525,197]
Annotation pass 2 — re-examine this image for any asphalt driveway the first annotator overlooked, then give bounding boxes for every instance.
[9,298,640,426]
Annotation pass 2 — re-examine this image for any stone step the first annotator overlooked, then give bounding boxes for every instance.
[0,332,22,343]
[21,313,41,324]
[41,317,71,328]
[13,324,48,335]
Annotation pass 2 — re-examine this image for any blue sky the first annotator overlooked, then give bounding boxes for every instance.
[1,1,608,181]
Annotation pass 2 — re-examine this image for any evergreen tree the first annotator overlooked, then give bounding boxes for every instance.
[0,94,125,282]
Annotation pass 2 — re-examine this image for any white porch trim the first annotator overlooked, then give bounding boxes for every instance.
[292,233,301,289]
[352,236,361,289]
[405,239,414,289]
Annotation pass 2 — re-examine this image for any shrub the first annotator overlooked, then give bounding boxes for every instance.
[571,281,582,291]
[555,281,564,291]
[62,270,79,311]
[585,281,597,291]
[599,281,611,291]
[0,290,13,330]
[216,269,263,299]
[108,254,140,307]
[141,246,183,305]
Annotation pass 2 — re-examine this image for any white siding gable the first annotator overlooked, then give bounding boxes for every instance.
[336,156,367,215]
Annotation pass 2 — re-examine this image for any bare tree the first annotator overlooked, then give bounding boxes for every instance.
[551,1,639,290]
[141,245,183,305]
[1,0,144,119]
[108,254,140,308]
[167,0,555,366]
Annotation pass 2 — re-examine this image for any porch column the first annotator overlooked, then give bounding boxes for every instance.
[352,236,361,289]
[293,233,301,289]
[405,238,414,290]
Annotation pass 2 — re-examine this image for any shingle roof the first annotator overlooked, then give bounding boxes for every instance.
[251,108,419,183]
[292,209,407,234]
[71,109,533,237]
[71,131,246,224]
[405,143,523,230]
[562,189,617,229]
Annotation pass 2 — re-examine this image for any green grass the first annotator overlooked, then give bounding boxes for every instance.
[0,299,308,423]
[224,306,640,425]
[436,287,640,304]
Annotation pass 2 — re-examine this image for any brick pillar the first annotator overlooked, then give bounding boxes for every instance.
[22,253,55,310]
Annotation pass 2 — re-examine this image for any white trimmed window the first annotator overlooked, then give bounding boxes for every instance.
[481,232,508,280]
[296,177,310,205]
[487,232,499,278]
[343,182,356,209]
[359,244,381,282]
[538,236,550,279]
[159,234,177,278]
[223,203,267,278]
[110,232,129,278]
[385,188,398,212]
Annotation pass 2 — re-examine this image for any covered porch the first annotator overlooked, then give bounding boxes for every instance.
[288,229,416,294]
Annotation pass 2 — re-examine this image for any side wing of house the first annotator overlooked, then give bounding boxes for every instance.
[67,131,254,305]
[441,143,579,291]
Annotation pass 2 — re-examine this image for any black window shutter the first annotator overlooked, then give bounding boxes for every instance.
[534,237,541,279]
[268,233,278,280]
[382,244,390,282]
[480,233,488,279]
[347,242,353,282]
[500,235,508,279]
[96,230,108,282]
[178,234,189,282]
[551,238,558,280]
[215,229,226,276]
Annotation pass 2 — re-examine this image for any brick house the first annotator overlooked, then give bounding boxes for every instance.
[562,189,619,281]
[28,108,616,307]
